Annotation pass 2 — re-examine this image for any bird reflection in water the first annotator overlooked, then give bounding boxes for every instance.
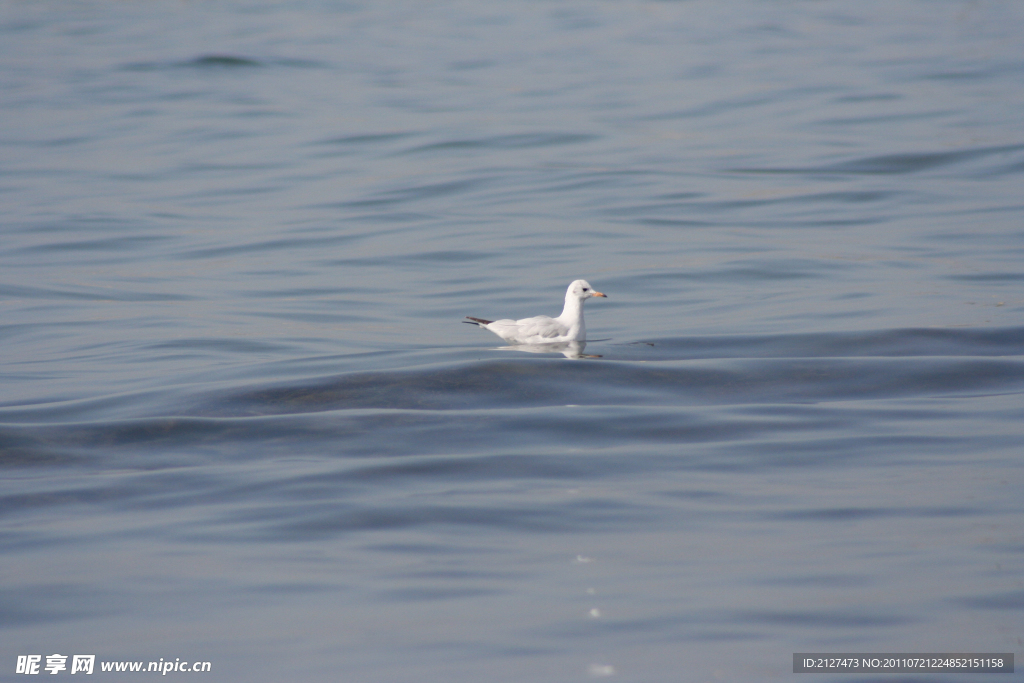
[499,340,601,359]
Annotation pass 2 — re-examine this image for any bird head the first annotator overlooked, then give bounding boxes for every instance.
[568,279,607,300]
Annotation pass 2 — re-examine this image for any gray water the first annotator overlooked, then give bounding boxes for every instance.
[2,1,1023,681]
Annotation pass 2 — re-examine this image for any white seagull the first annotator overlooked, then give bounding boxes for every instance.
[464,279,607,344]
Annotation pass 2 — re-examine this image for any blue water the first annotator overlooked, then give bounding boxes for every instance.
[2,1,1023,681]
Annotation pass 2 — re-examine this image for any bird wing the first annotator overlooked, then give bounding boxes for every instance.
[514,315,567,341]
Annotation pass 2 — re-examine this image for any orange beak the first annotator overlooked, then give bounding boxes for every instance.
[592,291,607,298]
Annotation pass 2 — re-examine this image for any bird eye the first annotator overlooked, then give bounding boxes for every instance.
[582,287,589,291]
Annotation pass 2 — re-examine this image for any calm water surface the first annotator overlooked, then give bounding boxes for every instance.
[2,1,1023,681]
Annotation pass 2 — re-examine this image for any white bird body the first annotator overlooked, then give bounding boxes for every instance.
[465,280,607,345]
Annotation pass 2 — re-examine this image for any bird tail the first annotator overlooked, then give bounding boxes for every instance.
[463,316,493,326]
